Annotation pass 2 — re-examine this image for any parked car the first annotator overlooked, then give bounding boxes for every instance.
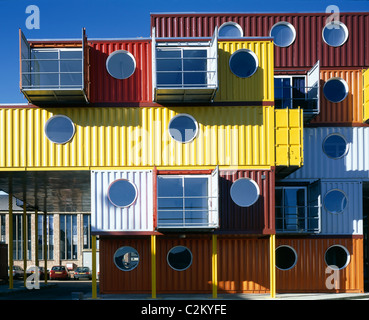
[74,267,92,280]
[8,266,24,279]
[49,266,69,280]
[26,266,47,280]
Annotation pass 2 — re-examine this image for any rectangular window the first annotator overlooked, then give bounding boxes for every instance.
[25,48,83,89]
[60,214,77,260]
[0,214,5,243]
[274,76,307,109]
[12,214,31,260]
[37,215,54,260]
[157,168,219,229]
[83,214,92,250]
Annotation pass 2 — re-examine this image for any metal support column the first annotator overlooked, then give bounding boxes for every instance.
[91,235,97,299]
[23,201,27,287]
[270,234,276,298]
[8,182,13,289]
[35,209,38,268]
[151,235,156,299]
[212,234,218,299]
[43,210,47,284]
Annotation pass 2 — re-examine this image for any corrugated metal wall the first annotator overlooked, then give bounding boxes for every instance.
[276,237,364,293]
[99,237,152,294]
[91,170,153,233]
[151,13,369,68]
[320,180,363,235]
[308,69,364,125]
[156,236,213,293]
[215,40,274,102]
[285,127,369,179]
[89,40,152,104]
[0,106,279,169]
[363,69,369,122]
[219,169,275,234]
[217,237,270,293]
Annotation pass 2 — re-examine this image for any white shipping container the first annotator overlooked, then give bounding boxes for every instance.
[91,170,154,233]
[286,127,369,180]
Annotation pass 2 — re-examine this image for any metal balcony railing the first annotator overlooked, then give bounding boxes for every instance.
[275,204,321,234]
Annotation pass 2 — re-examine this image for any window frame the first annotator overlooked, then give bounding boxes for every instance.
[167,246,193,271]
[323,189,348,214]
[269,21,297,47]
[105,49,136,80]
[218,21,243,38]
[107,178,138,208]
[113,246,140,272]
[322,133,349,160]
[168,113,199,144]
[323,77,349,103]
[322,21,349,47]
[229,48,259,78]
[230,177,260,207]
[275,245,298,271]
[324,245,351,270]
[44,114,76,145]
[274,75,307,109]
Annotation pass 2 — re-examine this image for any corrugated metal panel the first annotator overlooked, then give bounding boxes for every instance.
[309,69,363,125]
[363,69,369,122]
[0,106,278,169]
[219,169,274,234]
[276,237,364,293]
[320,180,363,235]
[91,170,153,233]
[215,40,274,102]
[151,13,369,68]
[285,127,369,179]
[156,236,212,293]
[275,108,303,167]
[217,237,270,293]
[99,237,151,294]
[89,40,152,104]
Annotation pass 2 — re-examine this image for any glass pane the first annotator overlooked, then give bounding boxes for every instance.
[270,23,295,47]
[325,246,349,269]
[229,49,258,78]
[108,179,137,208]
[323,134,347,159]
[230,178,260,207]
[158,177,183,197]
[219,24,242,38]
[274,78,292,108]
[114,246,139,271]
[292,77,306,108]
[106,50,136,79]
[276,246,297,270]
[31,51,59,87]
[60,50,82,72]
[167,246,192,271]
[324,190,347,214]
[44,115,75,144]
[323,23,348,47]
[323,78,348,103]
[168,114,198,143]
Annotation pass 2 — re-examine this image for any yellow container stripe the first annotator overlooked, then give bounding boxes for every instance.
[269,234,276,298]
[363,69,369,123]
[215,40,274,102]
[151,235,157,299]
[212,234,218,299]
[0,106,288,169]
[275,108,304,167]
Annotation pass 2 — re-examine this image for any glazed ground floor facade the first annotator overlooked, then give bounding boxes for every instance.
[99,234,364,295]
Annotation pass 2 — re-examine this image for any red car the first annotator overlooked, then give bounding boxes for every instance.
[50,266,69,280]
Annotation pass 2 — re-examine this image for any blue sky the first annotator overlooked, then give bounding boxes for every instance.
[0,0,368,104]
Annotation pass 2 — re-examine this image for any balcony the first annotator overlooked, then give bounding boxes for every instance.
[152,27,218,103]
[20,29,89,105]
[156,168,219,230]
[275,185,321,234]
[275,61,320,122]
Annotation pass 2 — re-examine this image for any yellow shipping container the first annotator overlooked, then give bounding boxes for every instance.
[215,40,274,102]
[363,69,369,123]
[0,105,302,170]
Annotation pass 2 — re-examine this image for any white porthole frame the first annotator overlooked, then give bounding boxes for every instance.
[113,246,140,272]
[322,133,349,160]
[229,48,259,78]
[107,178,138,208]
[275,245,298,271]
[323,77,349,103]
[168,113,199,144]
[44,114,76,145]
[230,177,260,207]
[106,49,137,80]
[269,21,297,47]
[322,21,349,47]
[167,246,193,271]
[323,188,348,214]
[324,245,351,270]
[218,21,244,38]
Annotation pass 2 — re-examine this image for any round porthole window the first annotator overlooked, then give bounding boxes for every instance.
[324,189,347,214]
[230,178,260,207]
[44,115,76,144]
[113,246,139,271]
[106,50,136,79]
[276,245,297,271]
[219,22,243,38]
[322,21,349,47]
[108,179,138,208]
[322,134,348,159]
[168,114,198,143]
[269,21,296,47]
[229,49,259,78]
[167,246,193,271]
[323,77,349,103]
[325,245,350,270]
